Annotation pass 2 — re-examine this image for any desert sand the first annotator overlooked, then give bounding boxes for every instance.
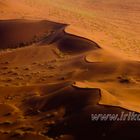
[0,0,140,140]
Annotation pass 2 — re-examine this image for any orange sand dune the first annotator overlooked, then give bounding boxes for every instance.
[0,0,140,139]
[0,19,66,49]
[73,81,140,113]
[1,0,140,60]
[0,19,140,140]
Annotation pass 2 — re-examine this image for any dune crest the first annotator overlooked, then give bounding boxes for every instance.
[73,81,140,113]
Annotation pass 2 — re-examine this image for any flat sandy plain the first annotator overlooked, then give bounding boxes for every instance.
[0,0,140,140]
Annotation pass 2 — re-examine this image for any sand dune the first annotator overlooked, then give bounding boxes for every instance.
[0,18,140,140]
[0,0,140,140]
[0,19,67,49]
[1,0,140,60]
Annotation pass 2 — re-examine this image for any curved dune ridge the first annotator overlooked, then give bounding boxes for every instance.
[0,19,140,139]
[73,81,140,113]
